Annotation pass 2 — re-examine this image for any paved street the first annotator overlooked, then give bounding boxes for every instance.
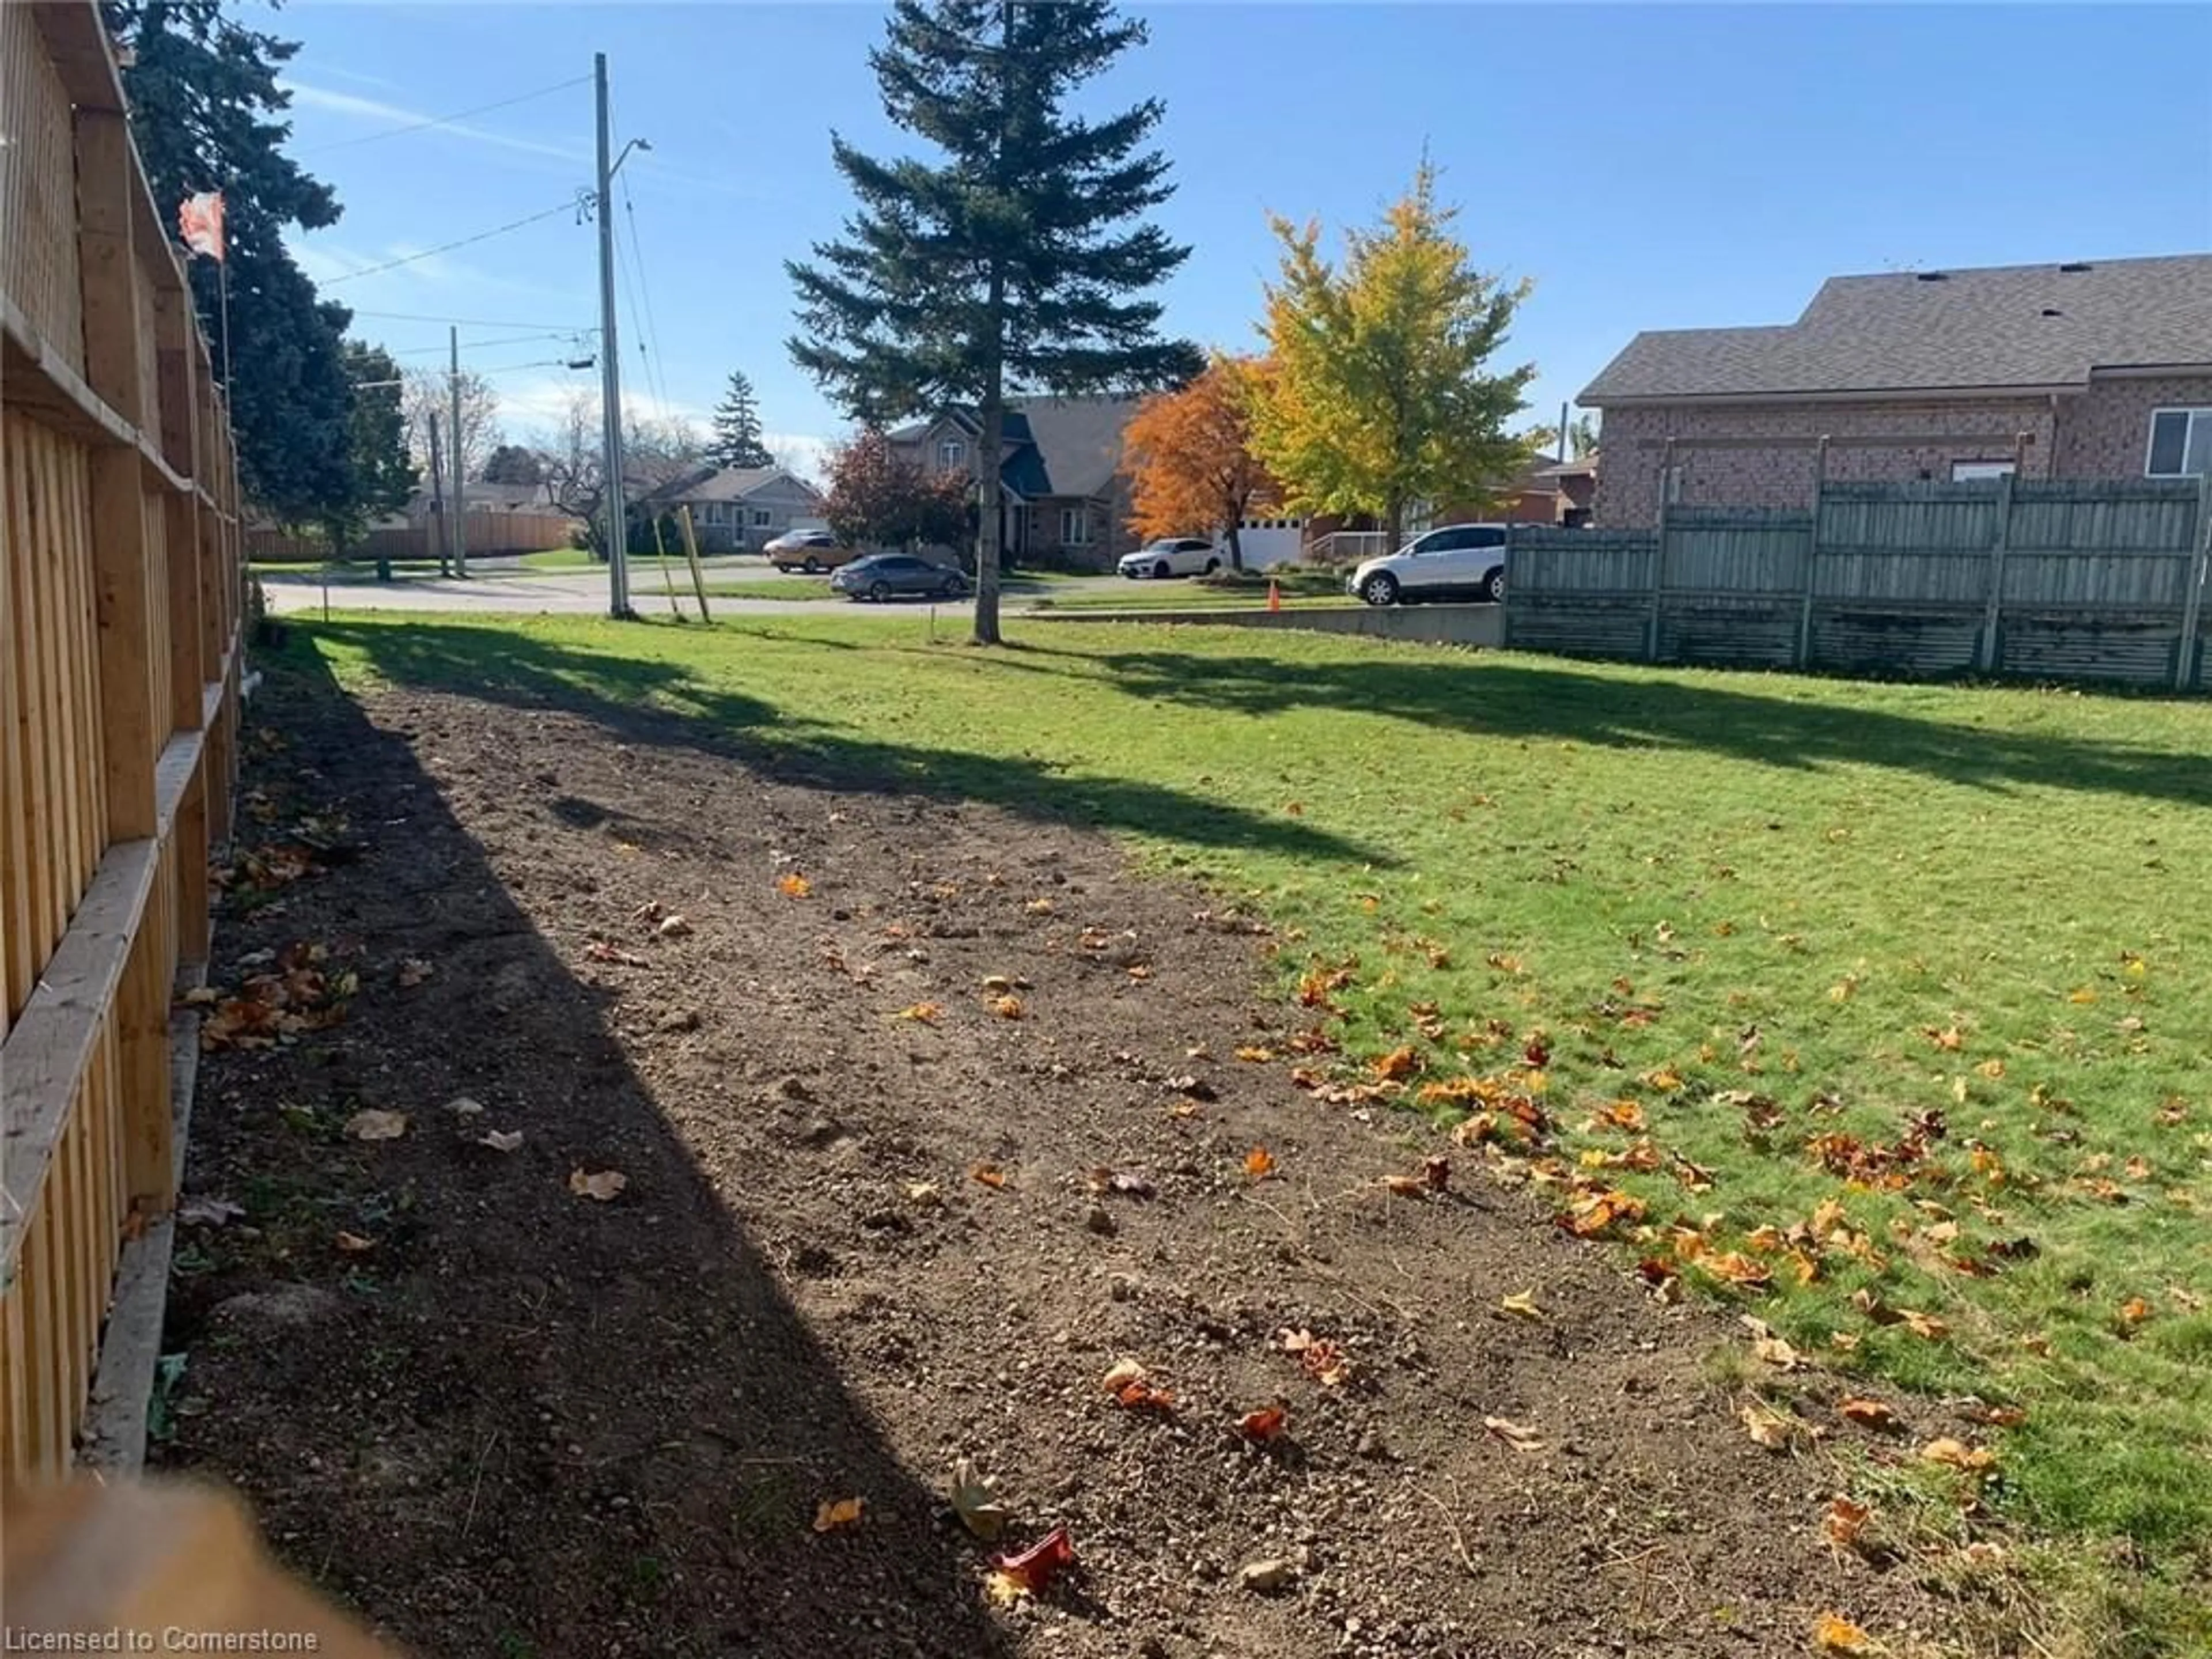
[257,556,978,618]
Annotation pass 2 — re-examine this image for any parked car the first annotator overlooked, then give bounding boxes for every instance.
[1118,537,1222,580]
[830,552,971,603]
[1347,523,1507,605]
[764,528,854,573]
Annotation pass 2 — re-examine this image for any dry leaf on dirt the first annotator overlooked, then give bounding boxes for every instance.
[1839,1397,1900,1432]
[906,1181,943,1206]
[1499,1290,1545,1322]
[344,1109,408,1141]
[1483,1415,1545,1453]
[1279,1329,1350,1387]
[1244,1146,1276,1181]
[893,1002,943,1024]
[334,1231,376,1253]
[1740,1403,1810,1452]
[968,1162,1008,1190]
[1812,1612,1880,1655]
[568,1168,627,1202]
[948,1459,1008,1541]
[656,913,692,937]
[1921,1438,1997,1473]
[990,994,1025,1020]
[986,1527,1075,1601]
[777,873,813,899]
[1237,1406,1287,1443]
[396,957,434,987]
[446,1096,486,1118]
[479,1130,524,1153]
[1422,1154,1450,1191]
[1378,1173,1428,1198]
[584,941,647,967]
[1234,1045,1275,1063]
[812,1497,864,1533]
[1238,1558,1295,1593]
[1024,897,1055,915]
[1823,1497,1873,1551]
[1753,1335,1802,1370]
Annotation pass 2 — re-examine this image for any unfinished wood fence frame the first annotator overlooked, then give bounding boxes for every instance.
[2,0,243,1478]
[1506,446,2212,690]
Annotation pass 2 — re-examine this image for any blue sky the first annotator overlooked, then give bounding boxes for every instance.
[275,3,2212,476]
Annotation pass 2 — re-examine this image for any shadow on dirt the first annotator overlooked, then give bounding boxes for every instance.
[159,639,1020,1658]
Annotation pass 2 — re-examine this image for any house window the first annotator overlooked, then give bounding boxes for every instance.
[1950,460,2016,482]
[703,503,724,525]
[938,438,967,471]
[1660,464,1687,506]
[752,507,773,527]
[2145,408,2212,478]
[1059,507,1092,546]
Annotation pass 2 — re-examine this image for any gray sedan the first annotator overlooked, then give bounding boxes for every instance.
[829,554,970,602]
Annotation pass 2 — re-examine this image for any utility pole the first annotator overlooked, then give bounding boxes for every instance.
[594,51,630,618]
[450,324,469,578]
[427,410,448,575]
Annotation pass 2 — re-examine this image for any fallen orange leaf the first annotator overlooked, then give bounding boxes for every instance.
[1839,1397,1900,1432]
[969,1162,1007,1189]
[1245,1146,1275,1180]
[1237,1406,1287,1442]
[1812,1612,1877,1655]
[1921,1437,1997,1474]
[990,994,1024,1019]
[989,1527,1075,1597]
[778,873,812,899]
[1823,1498,1873,1551]
[813,1497,864,1533]
[893,1002,943,1024]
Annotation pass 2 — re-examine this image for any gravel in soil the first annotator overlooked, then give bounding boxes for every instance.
[156,651,1959,1657]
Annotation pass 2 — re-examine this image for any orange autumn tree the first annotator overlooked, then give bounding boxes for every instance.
[1122,354,1278,571]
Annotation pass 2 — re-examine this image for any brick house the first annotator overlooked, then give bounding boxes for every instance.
[1580,254,2212,527]
[887,395,1142,570]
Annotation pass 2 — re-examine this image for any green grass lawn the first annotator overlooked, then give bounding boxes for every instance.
[514,548,599,571]
[294,611,2211,1651]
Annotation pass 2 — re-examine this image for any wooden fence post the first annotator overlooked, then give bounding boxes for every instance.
[2178,472,2212,692]
[1979,471,2016,675]
[1649,438,1675,662]
[1796,437,1829,668]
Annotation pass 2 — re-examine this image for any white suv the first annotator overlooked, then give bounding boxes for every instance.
[1348,524,1508,606]
[1118,537,1222,579]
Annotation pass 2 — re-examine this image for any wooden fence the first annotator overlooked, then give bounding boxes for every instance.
[246,509,580,565]
[1505,476,2212,689]
[2,1,241,1478]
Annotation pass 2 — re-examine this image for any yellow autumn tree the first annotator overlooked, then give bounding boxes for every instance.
[1122,354,1278,570]
[1251,162,1534,547]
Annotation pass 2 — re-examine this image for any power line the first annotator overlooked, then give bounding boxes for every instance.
[617,163,675,417]
[386,332,572,357]
[319,199,579,286]
[301,75,591,154]
[347,308,593,329]
[471,358,596,377]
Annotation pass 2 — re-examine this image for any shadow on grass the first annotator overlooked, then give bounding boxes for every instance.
[163,641,1020,1657]
[1071,645,2212,809]
[305,617,1387,869]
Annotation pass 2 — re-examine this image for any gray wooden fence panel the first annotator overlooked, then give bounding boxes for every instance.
[1502,474,2207,690]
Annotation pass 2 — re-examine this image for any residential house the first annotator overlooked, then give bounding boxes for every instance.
[888,395,1144,570]
[1525,454,1597,527]
[1580,253,2212,526]
[401,479,551,529]
[635,465,827,553]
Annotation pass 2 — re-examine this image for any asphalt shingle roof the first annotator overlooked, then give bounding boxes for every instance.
[1581,254,2212,402]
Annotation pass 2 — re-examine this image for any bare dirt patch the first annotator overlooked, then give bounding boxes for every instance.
[157,647,1956,1657]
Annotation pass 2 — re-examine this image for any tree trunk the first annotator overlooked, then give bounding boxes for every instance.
[1223,510,1244,572]
[1385,497,1404,551]
[974,393,1005,644]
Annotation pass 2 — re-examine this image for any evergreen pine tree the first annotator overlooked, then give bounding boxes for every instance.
[787,0,1199,643]
[709,370,775,469]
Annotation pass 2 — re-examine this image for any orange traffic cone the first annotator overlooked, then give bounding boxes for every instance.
[1267,577,1282,613]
